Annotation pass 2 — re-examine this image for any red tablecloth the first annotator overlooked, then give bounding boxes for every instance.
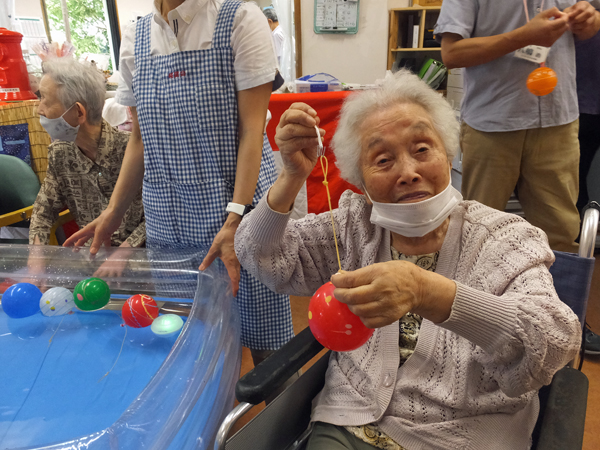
[267,91,362,215]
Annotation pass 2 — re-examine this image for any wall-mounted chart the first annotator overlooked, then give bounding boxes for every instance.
[314,0,360,34]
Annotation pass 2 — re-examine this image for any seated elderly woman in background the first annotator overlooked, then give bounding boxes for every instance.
[234,70,581,450]
[29,58,145,276]
[32,58,145,249]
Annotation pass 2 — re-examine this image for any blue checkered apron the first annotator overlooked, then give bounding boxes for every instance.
[132,0,293,350]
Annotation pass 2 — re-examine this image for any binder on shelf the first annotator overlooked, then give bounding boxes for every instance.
[412,25,420,48]
[406,14,414,48]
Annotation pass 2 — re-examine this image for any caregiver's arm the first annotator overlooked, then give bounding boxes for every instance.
[63,108,144,253]
[199,82,272,295]
[268,103,324,213]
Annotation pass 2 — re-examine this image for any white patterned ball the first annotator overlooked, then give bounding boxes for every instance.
[40,287,75,316]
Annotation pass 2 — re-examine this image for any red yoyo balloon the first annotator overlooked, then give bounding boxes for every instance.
[308,282,374,352]
[122,294,159,328]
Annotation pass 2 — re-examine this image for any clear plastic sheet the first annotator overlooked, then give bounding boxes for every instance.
[0,244,241,450]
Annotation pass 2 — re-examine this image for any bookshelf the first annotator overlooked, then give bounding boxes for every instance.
[387,6,442,74]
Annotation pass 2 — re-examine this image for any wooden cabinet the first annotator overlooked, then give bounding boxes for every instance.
[387,6,443,74]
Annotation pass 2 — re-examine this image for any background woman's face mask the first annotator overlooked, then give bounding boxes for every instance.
[40,104,80,142]
[366,178,463,237]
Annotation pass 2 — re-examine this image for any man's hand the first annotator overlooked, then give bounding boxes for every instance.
[565,2,600,39]
[519,7,569,47]
[63,207,123,254]
[199,216,241,296]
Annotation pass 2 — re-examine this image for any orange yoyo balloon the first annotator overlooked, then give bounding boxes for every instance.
[526,67,557,97]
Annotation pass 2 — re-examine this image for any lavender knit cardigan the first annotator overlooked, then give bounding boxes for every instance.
[235,190,581,450]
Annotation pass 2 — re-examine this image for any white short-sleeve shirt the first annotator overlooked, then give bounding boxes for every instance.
[272,25,285,64]
[116,0,278,107]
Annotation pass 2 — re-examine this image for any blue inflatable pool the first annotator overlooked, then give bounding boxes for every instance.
[0,245,241,450]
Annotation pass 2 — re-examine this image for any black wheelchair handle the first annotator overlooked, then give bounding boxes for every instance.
[235,326,324,405]
[582,200,600,215]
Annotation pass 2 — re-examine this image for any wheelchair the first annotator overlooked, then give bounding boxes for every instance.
[215,203,600,450]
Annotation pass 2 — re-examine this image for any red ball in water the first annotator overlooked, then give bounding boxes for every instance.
[527,67,557,97]
[122,294,159,328]
[308,282,374,352]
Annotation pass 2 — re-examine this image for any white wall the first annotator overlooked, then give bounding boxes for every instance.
[14,0,43,19]
[116,0,152,31]
[300,0,410,84]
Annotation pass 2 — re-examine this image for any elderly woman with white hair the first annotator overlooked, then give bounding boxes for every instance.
[234,70,581,450]
[31,58,145,259]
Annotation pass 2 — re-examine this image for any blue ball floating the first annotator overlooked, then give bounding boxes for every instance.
[2,283,42,318]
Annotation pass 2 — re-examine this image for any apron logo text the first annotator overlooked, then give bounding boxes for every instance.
[168,70,187,79]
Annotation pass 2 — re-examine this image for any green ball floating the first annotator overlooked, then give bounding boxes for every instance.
[151,314,184,337]
[73,277,110,311]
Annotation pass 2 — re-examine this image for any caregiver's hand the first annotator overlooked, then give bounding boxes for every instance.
[275,102,325,180]
[63,207,123,254]
[199,216,241,296]
[331,261,457,328]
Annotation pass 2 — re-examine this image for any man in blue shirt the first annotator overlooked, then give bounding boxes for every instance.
[435,1,600,253]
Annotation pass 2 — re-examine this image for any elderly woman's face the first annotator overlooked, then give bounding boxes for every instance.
[359,102,450,204]
[38,75,78,125]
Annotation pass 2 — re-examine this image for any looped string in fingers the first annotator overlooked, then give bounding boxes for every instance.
[316,126,342,272]
[315,125,325,158]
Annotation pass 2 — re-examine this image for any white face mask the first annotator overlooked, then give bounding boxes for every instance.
[40,104,80,142]
[366,178,463,237]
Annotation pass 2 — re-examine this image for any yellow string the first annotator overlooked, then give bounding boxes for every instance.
[98,324,128,382]
[319,155,342,272]
[48,314,67,346]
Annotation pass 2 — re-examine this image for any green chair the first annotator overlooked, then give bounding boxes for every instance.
[0,154,71,245]
[0,154,40,243]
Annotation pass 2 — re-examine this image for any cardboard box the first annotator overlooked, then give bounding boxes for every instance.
[446,86,464,111]
[294,80,342,93]
[295,73,342,93]
[447,68,464,89]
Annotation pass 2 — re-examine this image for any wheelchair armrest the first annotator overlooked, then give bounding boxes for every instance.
[236,326,324,405]
[532,367,589,450]
[0,205,33,228]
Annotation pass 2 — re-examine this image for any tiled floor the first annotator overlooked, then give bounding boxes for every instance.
[232,257,600,448]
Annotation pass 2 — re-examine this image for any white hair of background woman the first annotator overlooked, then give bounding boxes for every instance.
[332,69,460,188]
[42,58,106,125]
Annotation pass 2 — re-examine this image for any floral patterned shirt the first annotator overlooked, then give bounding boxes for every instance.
[345,248,439,450]
[29,120,145,247]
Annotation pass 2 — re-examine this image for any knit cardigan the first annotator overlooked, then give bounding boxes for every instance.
[235,190,581,450]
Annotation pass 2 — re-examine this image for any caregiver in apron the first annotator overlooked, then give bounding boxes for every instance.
[65,0,294,358]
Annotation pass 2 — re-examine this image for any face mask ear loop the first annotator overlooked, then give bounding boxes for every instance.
[315,125,342,272]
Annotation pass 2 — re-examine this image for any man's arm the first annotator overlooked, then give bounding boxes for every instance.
[441,7,569,69]
[63,107,144,252]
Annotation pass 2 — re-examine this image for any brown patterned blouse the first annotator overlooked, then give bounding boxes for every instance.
[29,120,145,247]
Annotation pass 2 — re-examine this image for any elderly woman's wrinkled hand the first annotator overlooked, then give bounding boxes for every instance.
[331,261,456,327]
[274,102,325,180]
[331,261,423,329]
